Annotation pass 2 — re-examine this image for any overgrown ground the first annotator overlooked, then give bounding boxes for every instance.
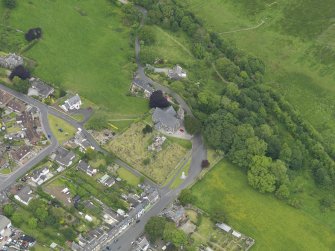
[106,122,189,184]
[2,0,148,119]
[191,161,335,250]
[182,0,335,152]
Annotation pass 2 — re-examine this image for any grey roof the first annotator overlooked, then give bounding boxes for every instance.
[152,106,180,131]
[16,186,32,204]
[78,160,90,171]
[0,53,23,70]
[54,147,75,166]
[66,94,81,107]
[133,77,154,93]
[29,78,54,98]
[0,215,10,231]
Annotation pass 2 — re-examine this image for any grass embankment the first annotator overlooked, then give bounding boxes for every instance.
[7,0,148,118]
[191,161,335,251]
[48,114,76,144]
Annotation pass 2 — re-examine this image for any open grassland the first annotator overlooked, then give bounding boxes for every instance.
[48,114,76,144]
[191,161,335,251]
[182,0,335,150]
[107,122,188,184]
[6,0,148,117]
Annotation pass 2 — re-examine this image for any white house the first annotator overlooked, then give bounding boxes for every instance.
[61,94,82,112]
[31,167,50,185]
[14,186,33,206]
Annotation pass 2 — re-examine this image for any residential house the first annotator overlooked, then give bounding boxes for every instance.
[131,76,154,98]
[17,111,41,145]
[53,147,75,167]
[99,174,115,187]
[164,205,187,226]
[77,160,97,176]
[74,129,94,152]
[133,236,150,251]
[31,167,50,185]
[10,145,32,162]
[29,78,54,98]
[6,98,26,113]
[0,215,11,236]
[0,53,23,70]
[168,65,187,80]
[14,186,33,205]
[61,94,82,112]
[152,106,181,133]
[0,90,13,106]
[144,189,159,204]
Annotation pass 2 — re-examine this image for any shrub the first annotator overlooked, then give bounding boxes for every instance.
[201,159,210,168]
[149,90,170,108]
[3,0,16,9]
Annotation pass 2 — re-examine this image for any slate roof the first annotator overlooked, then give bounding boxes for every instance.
[15,186,33,204]
[7,98,26,113]
[10,145,32,162]
[29,78,54,98]
[152,106,180,132]
[132,77,154,93]
[0,215,10,231]
[66,94,81,107]
[54,147,75,166]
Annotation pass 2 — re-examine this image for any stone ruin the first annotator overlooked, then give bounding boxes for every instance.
[148,135,166,152]
[0,53,24,70]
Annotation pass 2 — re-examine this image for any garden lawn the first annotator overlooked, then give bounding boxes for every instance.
[48,114,76,144]
[191,161,335,251]
[8,0,148,117]
[107,122,188,184]
[117,167,140,186]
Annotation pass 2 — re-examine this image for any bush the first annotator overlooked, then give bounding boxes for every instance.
[201,159,210,168]
[142,124,153,134]
[184,115,202,135]
[25,28,42,42]
[3,0,16,9]
[149,90,170,108]
[178,189,196,206]
[9,65,31,80]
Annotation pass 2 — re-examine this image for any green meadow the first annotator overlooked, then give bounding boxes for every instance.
[191,161,335,251]
[3,0,148,117]
[183,0,335,150]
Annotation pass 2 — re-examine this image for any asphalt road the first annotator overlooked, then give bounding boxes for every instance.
[100,6,207,251]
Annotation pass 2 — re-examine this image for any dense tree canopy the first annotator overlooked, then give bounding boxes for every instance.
[149,90,170,108]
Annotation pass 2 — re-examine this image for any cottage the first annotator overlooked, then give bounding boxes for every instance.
[53,147,75,167]
[77,160,97,176]
[131,76,154,98]
[61,94,82,112]
[0,53,23,70]
[14,186,33,205]
[29,78,54,98]
[10,145,32,162]
[0,215,11,236]
[168,65,187,80]
[152,106,181,133]
[99,174,115,187]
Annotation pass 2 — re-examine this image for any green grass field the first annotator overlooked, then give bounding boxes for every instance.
[191,161,335,251]
[48,114,76,144]
[116,167,140,186]
[5,0,148,118]
[183,0,335,151]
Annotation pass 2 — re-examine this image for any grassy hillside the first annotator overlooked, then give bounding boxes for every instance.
[2,0,148,117]
[191,161,335,251]
[182,0,335,151]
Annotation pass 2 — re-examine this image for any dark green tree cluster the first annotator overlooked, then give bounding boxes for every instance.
[145,216,192,249]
